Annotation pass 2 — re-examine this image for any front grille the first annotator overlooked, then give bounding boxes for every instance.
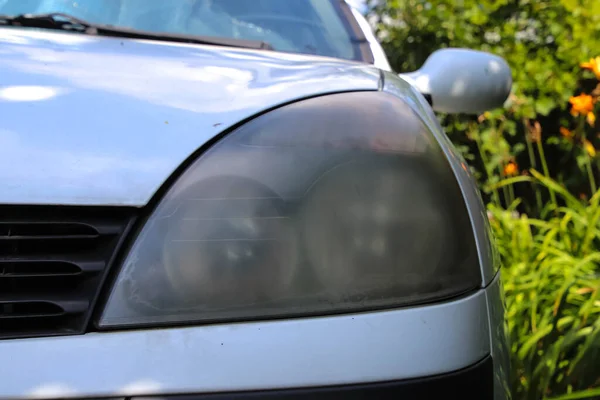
[0,206,135,339]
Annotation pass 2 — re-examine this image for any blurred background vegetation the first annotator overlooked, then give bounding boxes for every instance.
[367,0,600,399]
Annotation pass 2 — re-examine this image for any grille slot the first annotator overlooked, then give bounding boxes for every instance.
[0,206,134,339]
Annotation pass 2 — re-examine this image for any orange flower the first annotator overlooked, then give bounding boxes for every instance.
[570,94,594,115]
[504,162,518,176]
[560,127,573,138]
[580,56,600,80]
[584,140,596,157]
[570,94,596,126]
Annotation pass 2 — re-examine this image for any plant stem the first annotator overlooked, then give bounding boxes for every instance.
[580,116,597,194]
[500,165,511,207]
[508,181,516,205]
[524,118,543,211]
[472,123,501,206]
[536,137,558,209]
[585,156,596,194]
[495,120,514,207]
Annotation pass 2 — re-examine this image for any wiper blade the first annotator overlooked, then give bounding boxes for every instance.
[0,13,92,32]
[0,13,274,50]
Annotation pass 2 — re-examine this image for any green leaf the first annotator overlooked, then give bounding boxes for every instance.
[536,97,556,116]
[545,388,600,400]
[530,170,584,210]
[518,324,553,359]
[486,175,533,190]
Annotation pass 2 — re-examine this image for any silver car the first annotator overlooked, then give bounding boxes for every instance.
[0,1,512,399]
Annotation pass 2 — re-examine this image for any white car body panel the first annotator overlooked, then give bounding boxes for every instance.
[0,27,380,207]
[0,5,509,399]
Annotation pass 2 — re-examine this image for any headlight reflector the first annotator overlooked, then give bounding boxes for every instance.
[100,92,481,328]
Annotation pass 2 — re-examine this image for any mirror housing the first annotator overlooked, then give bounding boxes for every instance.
[399,48,512,115]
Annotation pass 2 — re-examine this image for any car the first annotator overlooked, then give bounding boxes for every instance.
[0,1,512,399]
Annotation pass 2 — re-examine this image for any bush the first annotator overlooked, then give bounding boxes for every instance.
[488,72,600,397]
[489,174,600,399]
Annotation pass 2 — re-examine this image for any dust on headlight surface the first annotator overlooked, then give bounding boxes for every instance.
[100,92,480,327]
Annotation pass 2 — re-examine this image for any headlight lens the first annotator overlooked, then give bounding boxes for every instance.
[99,91,481,328]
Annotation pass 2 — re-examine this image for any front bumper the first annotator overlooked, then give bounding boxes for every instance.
[135,356,492,399]
[0,276,505,400]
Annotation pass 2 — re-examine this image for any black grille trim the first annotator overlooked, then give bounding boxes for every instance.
[0,206,136,340]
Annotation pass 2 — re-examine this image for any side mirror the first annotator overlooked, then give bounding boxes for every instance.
[399,48,512,114]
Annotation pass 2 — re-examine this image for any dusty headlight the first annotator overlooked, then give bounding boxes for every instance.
[99,92,481,328]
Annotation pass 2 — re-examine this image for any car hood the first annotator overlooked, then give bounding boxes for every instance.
[0,28,381,206]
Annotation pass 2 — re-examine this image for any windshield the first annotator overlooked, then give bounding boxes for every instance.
[0,0,363,61]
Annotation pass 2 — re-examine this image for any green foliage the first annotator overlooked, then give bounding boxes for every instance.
[484,88,600,398]
[488,177,600,399]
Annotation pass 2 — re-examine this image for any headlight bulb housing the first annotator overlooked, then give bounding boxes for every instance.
[99,91,481,328]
